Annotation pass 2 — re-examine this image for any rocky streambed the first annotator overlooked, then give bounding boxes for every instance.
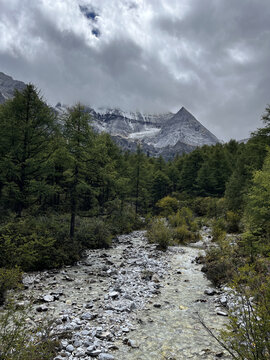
[11,229,230,360]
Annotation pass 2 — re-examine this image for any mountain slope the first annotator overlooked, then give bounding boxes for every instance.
[0,71,219,158]
[0,72,26,103]
[82,106,219,158]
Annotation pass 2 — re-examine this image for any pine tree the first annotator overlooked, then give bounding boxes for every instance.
[178,148,204,194]
[196,144,232,197]
[244,147,270,238]
[62,103,93,238]
[0,84,56,215]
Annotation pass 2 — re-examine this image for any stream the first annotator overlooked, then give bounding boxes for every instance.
[11,229,230,360]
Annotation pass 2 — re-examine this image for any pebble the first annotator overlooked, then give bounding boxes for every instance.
[217,310,228,317]
[66,345,74,353]
[98,354,115,360]
[36,305,48,312]
[43,294,55,302]
[204,288,217,296]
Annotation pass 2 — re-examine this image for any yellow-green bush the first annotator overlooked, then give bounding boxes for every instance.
[147,218,173,250]
[156,196,179,217]
[169,207,195,227]
[172,224,197,244]
[168,207,200,244]
[211,218,227,242]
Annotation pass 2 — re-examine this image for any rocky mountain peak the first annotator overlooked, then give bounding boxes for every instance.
[0,71,220,158]
[0,72,26,103]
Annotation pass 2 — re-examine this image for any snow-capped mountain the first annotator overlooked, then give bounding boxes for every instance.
[55,103,219,158]
[1,72,220,158]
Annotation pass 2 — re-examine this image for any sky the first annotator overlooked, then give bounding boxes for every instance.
[0,0,270,141]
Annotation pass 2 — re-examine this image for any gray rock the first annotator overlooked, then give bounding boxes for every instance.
[217,310,228,317]
[152,274,160,283]
[43,294,54,302]
[220,296,228,306]
[0,72,26,102]
[96,331,112,340]
[80,312,97,320]
[66,344,74,353]
[204,289,217,296]
[108,291,119,299]
[86,349,102,357]
[98,354,114,360]
[36,305,48,312]
[126,339,139,348]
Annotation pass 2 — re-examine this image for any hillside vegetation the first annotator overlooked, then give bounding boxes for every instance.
[0,85,270,358]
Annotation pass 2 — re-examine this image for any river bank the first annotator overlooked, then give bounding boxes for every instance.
[9,229,230,360]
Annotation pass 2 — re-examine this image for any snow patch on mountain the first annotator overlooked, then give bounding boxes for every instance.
[0,71,220,158]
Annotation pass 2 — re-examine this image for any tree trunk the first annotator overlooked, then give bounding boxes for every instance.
[70,164,78,239]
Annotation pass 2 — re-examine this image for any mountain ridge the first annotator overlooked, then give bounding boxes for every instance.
[0,71,220,158]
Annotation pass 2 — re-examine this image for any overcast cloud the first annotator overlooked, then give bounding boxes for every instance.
[0,0,270,140]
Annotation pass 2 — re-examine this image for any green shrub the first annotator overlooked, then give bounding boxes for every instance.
[240,231,270,261]
[0,219,63,271]
[156,196,179,217]
[147,218,173,251]
[211,218,227,242]
[202,234,240,286]
[0,268,22,305]
[169,207,195,228]
[172,224,196,244]
[75,217,112,249]
[0,215,113,272]
[168,210,185,227]
[192,197,226,218]
[106,201,143,234]
[0,301,60,359]
[218,267,270,359]
[201,247,236,286]
[168,207,200,244]
[225,211,241,233]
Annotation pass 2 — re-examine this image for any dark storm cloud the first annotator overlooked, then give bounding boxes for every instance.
[0,0,270,140]
[154,0,270,139]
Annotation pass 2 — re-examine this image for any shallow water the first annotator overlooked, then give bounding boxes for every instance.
[114,242,230,360]
[9,230,230,360]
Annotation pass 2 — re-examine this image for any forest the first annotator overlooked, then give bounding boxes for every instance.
[0,85,270,359]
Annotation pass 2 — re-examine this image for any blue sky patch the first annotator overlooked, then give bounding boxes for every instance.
[92,28,101,37]
[79,5,98,21]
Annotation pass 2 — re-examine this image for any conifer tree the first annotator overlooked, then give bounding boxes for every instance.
[63,103,93,238]
[0,84,56,215]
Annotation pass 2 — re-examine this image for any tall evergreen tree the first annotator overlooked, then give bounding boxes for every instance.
[0,84,56,215]
[225,110,270,211]
[63,103,93,238]
[196,144,232,197]
[178,148,204,194]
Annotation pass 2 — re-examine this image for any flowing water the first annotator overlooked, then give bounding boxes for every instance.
[114,239,230,360]
[9,230,230,360]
